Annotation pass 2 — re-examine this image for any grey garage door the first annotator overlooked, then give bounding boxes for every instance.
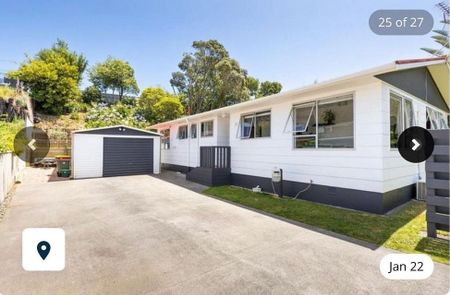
[103,137,153,177]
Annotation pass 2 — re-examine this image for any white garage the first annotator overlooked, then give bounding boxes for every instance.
[71,125,161,179]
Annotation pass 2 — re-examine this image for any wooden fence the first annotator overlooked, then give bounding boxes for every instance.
[425,129,449,237]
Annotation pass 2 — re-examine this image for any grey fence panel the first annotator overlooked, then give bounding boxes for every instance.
[425,129,449,237]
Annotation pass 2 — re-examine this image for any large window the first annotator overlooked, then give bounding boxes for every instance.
[191,124,197,138]
[426,107,449,130]
[161,129,170,149]
[240,111,271,138]
[201,120,214,137]
[178,125,188,139]
[390,92,415,148]
[293,95,353,148]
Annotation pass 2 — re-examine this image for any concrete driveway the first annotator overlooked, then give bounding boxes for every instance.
[0,169,448,295]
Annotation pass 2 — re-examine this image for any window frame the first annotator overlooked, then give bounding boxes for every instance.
[239,110,271,139]
[177,125,188,140]
[201,120,214,137]
[292,94,354,149]
[190,123,197,139]
[293,102,317,148]
[389,91,416,149]
[161,128,170,150]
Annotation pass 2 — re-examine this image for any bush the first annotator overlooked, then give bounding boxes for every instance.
[85,102,146,129]
[81,86,102,104]
[0,120,25,153]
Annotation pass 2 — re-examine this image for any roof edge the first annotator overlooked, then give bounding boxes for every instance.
[73,125,162,136]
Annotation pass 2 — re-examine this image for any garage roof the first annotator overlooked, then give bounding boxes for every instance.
[73,125,161,136]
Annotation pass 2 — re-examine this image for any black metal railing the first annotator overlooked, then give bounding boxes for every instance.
[200,146,231,169]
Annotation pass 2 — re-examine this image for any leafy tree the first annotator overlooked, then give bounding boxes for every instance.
[246,76,259,98]
[81,85,102,104]
[138,87,183,122]
[8,40,86,114]
[170,40,249,114]
[89,57,139,100]
[257,81,282,97]
[153,96,184,122]
[421,2,449,56]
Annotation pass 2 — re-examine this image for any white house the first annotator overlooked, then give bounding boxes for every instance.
[151,57,449,214]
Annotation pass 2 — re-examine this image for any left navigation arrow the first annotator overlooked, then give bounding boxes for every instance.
[27,139,37,151]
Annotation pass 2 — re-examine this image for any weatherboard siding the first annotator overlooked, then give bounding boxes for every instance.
[228,82,386,193]
[381,83,448,193]
[160,116,225,168]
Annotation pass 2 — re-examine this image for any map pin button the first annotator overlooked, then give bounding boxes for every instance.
[37,241,51,260]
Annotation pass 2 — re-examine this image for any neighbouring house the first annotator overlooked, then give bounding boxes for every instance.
[101,93,137,104]
[150,57,450,214]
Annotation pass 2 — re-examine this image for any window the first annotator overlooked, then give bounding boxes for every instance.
[292,94,353,149]
[427,107,449,130]
[191,124,197,138]
[389,92,416,148]
[403,99,414,129]
[390,94,402,148]
[178,125,188,139]
[293,102,316,148]
[161,129,170,149]
[201,120,214,137]
[240,111,270,138]
[317,98,353,148]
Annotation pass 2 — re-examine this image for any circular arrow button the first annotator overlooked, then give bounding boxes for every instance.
[397,126,434,163]
[13,127,50,163]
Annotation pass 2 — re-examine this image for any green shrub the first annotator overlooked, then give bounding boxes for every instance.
[0,120,25,153]
[85,102,146,129]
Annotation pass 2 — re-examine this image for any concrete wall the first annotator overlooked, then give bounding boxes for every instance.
[0,153,25,204]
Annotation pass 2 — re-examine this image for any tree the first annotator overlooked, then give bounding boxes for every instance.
[8,40,86,114]
[81,85,102,104]
[170,40,249,114]
[421,2,449,56]
[257,81,282,97]
[246,76,259,98]
[138,87,184,122]
[89,57,139,100]
[153,96,184,122]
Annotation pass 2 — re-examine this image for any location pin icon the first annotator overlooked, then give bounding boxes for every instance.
[37,241,51,260]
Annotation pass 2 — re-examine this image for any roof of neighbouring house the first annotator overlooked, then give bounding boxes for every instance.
[151,57,449,129]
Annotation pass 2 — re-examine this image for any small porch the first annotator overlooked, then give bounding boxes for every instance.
[186,146,231,186]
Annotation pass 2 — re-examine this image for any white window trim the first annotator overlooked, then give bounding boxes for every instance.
[389,91,417,149]
[190,123,197,139]
[292,94,354,149]
[239,110,271,139]
[200,120,214,137]
[178,125,188,140]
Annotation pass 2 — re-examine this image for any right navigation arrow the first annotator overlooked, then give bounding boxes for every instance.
[411,139,421,151]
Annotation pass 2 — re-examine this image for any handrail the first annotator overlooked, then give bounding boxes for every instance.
[200,146,231,169]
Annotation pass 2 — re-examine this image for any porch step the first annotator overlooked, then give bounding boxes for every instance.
[186,167,230,186]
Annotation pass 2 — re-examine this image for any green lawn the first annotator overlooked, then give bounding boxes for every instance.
[204,186,449,264]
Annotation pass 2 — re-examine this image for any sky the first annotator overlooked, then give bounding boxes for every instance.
[0,0,446,93]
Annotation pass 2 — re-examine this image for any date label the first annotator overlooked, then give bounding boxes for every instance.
[380,254,434,280]
[369,10,434,35]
